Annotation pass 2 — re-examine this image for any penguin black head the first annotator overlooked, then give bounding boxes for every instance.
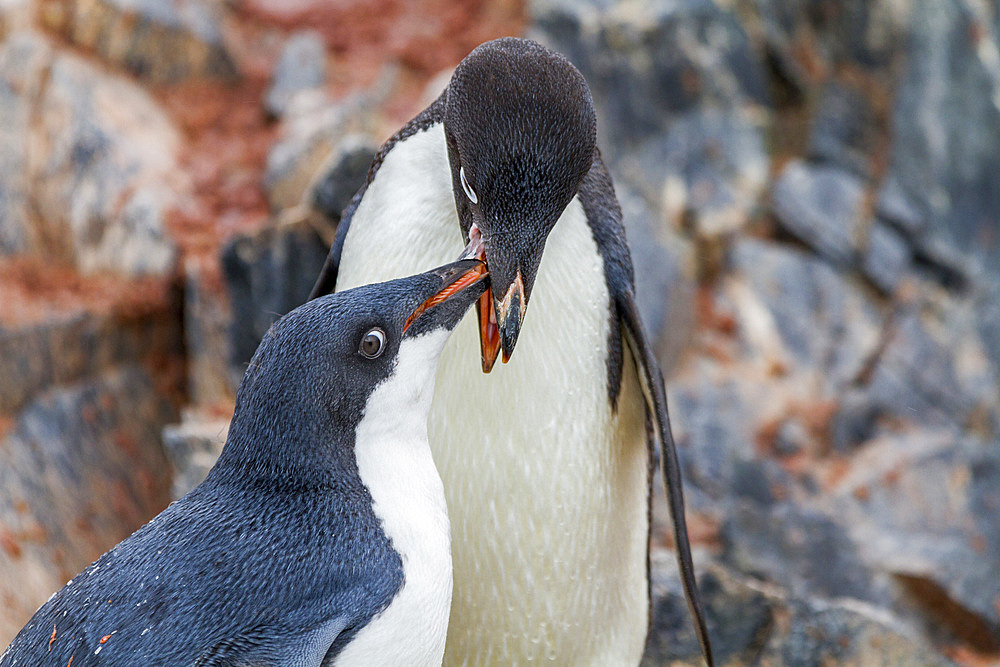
[444,37,597,372]
[219,259,489,481]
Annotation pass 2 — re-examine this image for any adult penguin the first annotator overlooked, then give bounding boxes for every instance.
[1,260,488,667]
[310,37,713,666]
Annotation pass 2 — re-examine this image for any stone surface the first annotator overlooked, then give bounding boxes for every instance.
[529,0,769,151]
[308,133,377,226]
[0,33,185,275]
[616,108,769,239]
[221,218,329,382]
[879,0,1000,279]
[861,221,910,293]
[182,258,235,404]
[265,30,326,118]
[264,93,380,212]
[34,50,184,275]
[727,237,884,387]
[162,412,229,499]
[0,32,52,257]
[41,0,238,82]
[619,186,696,372]
[771,160,865,267]
[807,81,877,178]
[831,432,1000,648]
[0,366,176,647]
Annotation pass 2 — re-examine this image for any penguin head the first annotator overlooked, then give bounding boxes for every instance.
[218,259,489,481]
[444,37,597,372]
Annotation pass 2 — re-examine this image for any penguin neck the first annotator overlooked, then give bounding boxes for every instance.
[212,385,361,492]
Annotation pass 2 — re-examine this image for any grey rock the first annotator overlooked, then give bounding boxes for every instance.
[4,38,185,276]
[0,0,33,40]
[643,555,774,666]
[862,221,910,293]
[721,501,875,602]
[529,0,769,152]
[771,160,865,267]
[264,94,380,212]
[617,108,768,239]
[182,258,236,404]
[0,366,175,645]
[43,0,238,82]
[808,81,877,178]
[864,296,998,430]
[265,31,327,118]
[760,597,955,666]
[162,413,229,499]
[619,186,696,373]
[308,134,378,224]
[832,432,1000,646]
[881,0,1000,279]
[221,218,329,383]
[728,238,884,388]
[0,302,183,416]
[0,32,52,256]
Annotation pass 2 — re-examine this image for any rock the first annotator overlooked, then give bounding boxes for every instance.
[760,597,955,666]
[643,553,952,666]
[864,294,999,430]
[529,0,769,152]
[221,218,329,382]
[0,32,52,257]
[807,81,877,178]
[0,0,33,39]
[0,34,185,275]
[643,554,775,666]
[619,186,696,373]
[720,501,876,602]
[879,0,1000,279]
[162,411,229,499]
[182,258,235,404]
[861,221,910,293]
[308,133,378,225]
[727,238,884,388]
[265,30,326,118]
[31,49,183,275]
[0,366,176,646]
[41,0,238,82]
[771,160,865,267]
[0,290,183,416]
[831,432,1000,648]
[264,93,380,212]
[616,108,769,240]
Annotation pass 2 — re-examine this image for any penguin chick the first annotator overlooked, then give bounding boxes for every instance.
[0,259,489,667]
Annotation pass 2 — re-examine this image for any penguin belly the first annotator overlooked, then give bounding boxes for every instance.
[336,124,650,665]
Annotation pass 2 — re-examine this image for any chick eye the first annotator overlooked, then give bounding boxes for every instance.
[460,166,478,204]
[359,328,386,359]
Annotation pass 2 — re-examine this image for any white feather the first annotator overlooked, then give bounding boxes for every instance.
[335,331,453,667]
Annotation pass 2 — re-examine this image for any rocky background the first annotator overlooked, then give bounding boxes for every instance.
[0,0,998,663]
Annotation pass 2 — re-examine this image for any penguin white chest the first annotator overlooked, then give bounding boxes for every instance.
[334,331,453,667]
[337,123,650,664]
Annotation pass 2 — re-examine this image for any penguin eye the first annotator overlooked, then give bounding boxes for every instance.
[359,328,386,359]
[460,166,478,204]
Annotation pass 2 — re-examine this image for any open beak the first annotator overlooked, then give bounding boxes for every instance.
[404,259,489,333]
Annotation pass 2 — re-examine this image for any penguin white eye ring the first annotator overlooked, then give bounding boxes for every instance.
[460,166,478,204]
[359,328,387,358]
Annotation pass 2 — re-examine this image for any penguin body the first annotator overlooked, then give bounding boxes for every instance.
[1,260,489,667]
[312,39,712,665]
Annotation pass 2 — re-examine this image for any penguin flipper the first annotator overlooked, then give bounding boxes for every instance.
[194,615,348,667]
[618,292,714,667]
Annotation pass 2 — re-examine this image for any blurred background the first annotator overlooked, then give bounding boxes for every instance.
[0,0,999,663]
